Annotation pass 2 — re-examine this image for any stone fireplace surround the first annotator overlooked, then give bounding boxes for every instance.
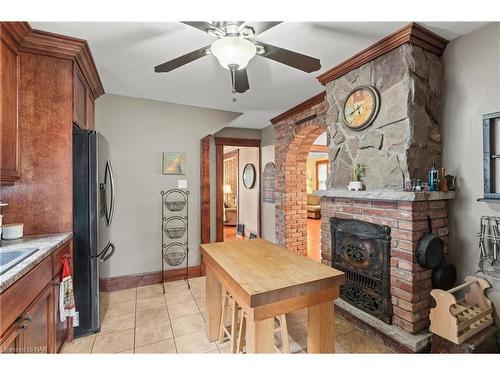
[319,189,455,336]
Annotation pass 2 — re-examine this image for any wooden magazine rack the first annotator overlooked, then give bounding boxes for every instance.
[430,276,494,344]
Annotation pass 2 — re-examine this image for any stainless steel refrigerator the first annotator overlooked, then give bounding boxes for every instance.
[73,128,116,337]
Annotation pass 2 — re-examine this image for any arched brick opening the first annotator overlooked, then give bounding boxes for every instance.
[273,93,329,256]
[284,124,327,255]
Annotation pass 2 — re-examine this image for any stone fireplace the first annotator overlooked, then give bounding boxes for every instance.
[272,24,454,348]
[320,191,454,335]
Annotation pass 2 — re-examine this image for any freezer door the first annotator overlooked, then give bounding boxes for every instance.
[97,133,115,255]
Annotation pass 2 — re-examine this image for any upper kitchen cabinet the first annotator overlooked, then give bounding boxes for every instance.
[0,23,23,185]
[0,22,104,234]
[73,63,96,130]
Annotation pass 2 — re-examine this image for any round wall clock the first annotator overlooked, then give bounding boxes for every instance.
[342,85,380,131]
[242,163,256,189]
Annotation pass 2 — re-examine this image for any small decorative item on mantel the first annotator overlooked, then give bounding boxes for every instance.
[348,163,366,191]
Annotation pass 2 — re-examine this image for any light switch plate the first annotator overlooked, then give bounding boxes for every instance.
[178,179,188,189]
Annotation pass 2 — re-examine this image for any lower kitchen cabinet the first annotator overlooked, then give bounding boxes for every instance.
[20,286,52,353]
[0,285,52,353]
[0,239,73,354]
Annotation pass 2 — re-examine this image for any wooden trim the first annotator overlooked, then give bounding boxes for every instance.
[216,144,224,242]
[21,29,104,98]
[0,22,31,49]
[317,22,448,86]
[315,159,329,190]
[99,266,202,292]
[214,137,261,147]
[223,149,239,160]
[270,91,326,125]
[1,22,104,98]
[200,136,212,276]
[309,144,328,153]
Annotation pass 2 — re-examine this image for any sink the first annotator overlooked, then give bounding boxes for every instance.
[0,248,39,275]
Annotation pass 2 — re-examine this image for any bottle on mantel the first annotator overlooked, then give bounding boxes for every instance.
[428,163,438,192]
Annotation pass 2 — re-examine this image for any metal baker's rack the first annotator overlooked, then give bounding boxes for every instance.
[161,189,190,293]
[477,215,500,274]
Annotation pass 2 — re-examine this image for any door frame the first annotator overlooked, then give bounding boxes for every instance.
[215,137,261,242]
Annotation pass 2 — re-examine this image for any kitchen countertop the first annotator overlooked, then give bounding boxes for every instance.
[0,233,72,293]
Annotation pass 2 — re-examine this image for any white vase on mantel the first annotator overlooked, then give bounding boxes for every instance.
[348,181,363,191]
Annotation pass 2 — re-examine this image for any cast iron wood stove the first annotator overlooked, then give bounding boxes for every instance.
[331,218,393,324]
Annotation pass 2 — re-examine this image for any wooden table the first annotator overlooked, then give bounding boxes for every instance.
[200,239,345,353]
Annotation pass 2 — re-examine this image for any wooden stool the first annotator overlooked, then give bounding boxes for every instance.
[236,310,290,354]
[218,288,239,353]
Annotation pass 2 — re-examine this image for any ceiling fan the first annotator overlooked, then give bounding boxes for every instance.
[154,21,321,94]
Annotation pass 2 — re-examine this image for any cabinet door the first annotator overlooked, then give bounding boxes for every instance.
[73,64,87,129]
[0,324,23,354]
[0,33,20,184]
[86,91,95,130]
[19,286,52,353]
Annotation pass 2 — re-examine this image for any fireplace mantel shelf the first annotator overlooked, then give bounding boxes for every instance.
[314,189,456,202]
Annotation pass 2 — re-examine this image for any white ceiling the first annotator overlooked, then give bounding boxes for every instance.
[32,21,488,129]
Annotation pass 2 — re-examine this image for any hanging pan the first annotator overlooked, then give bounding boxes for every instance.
[416,216,444,269]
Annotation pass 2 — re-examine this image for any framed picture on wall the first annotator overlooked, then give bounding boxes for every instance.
[162,152,186,175]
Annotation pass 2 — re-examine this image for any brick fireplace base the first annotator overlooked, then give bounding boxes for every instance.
[318,189,455,334]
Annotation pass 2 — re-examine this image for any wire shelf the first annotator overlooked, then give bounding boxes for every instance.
[161,189,190,293]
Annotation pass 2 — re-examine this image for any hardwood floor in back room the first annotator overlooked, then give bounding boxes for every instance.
[307,218,321,262]
[61,277,393,354]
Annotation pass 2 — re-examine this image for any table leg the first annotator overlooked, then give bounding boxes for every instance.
[307,301,335,353]
[206,267,222,342]
[245,317,274,353]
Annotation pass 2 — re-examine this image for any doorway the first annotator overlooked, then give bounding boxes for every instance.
[215,137,261,242]
[305,132,328,262]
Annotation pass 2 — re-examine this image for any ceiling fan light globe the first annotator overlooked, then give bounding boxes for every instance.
[210,37,256,70]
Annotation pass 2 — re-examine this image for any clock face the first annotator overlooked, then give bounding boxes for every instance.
[342,86,380,130]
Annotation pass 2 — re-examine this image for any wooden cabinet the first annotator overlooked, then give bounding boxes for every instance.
[73,63,95,130]
[19,286,52,353]
[0,239,72,354]
[0,27,21,185]
[0,324,23,353]
[0,285,52,353]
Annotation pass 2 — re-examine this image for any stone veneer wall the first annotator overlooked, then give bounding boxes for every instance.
[320,196,449,333]
[326,44,443,190]
[274,100,328,254]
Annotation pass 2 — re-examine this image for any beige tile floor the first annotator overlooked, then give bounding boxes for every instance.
[62,276,393,354]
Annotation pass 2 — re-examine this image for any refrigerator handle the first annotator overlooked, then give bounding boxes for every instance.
[99,242,115,263]
[104,159,116,227]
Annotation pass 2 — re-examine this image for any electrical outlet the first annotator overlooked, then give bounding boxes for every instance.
[73,312,80,327]
[178,180,188,189]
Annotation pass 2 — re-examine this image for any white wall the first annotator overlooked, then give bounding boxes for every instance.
[441,23,500,316]
[95,94,238,277]
[238,147,260,236]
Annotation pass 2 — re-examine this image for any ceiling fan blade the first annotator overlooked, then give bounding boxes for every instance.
[242,21,282,36]
[257,42,321,73]
[234,68,250,93]
[181,21,223,34]
[154,45,210,73]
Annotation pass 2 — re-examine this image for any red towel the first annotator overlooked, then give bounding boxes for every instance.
[59,257,76,322]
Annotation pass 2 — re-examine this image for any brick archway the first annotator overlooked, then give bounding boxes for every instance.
[273,94,328,255]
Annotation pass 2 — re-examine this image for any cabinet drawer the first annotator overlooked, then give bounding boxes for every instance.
[51,240,72,278]
[0,257,52,334]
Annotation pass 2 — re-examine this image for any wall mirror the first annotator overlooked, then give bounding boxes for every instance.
[242,163,256,189]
